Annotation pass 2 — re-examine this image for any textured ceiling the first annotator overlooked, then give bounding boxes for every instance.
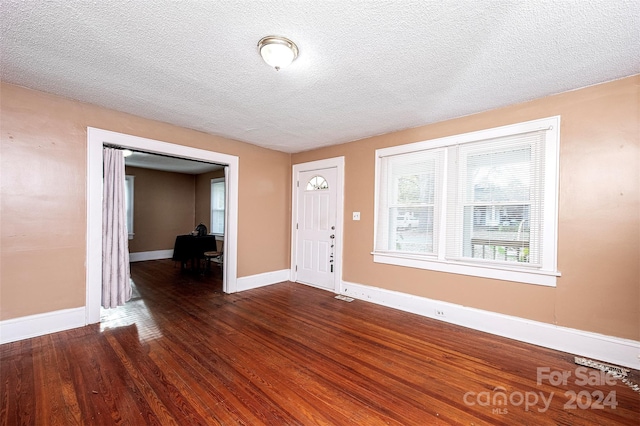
[1,1,639,153]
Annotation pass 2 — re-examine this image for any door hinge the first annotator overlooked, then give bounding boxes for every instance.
[295,265,298,271]
[297,180,299,187]
[296,223,298,230]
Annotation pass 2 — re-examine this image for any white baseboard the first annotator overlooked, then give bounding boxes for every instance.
[237,269,290,292]
[129,249,174,262]
[341,280,640,370]
[0,307,86,344]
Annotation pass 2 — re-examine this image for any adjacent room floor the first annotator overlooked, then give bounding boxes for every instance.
[1,259,638,425]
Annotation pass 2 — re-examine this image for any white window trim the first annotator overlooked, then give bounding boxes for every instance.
[373,116,561,287]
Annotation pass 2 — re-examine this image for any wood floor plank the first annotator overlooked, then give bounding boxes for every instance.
[1,259,638,425]
[49,334,84,425]
[104,331,183,426]
[0,339,35,426]
[31,335,71,425]
[67,326,143,425]
[156,327,351,425]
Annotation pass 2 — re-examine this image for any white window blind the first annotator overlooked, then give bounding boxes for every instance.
[124,175,134,239]
[210,178,225,235]
[375,149,443,255]
[446,131,545,267]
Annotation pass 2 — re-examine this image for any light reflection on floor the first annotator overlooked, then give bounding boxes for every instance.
[99,279,163,341]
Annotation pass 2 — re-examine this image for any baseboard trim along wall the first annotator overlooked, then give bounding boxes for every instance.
[237,269,290,292]
[129,250,174,262]
[0,307,86,344]
[341,280,640,370]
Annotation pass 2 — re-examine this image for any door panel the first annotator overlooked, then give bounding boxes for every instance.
[296,168,337,289]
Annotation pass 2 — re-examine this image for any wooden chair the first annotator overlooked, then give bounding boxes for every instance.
[203,239,224,274]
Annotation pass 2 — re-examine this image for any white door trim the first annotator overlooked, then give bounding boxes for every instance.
[86,127,239,324]
[291,157,345,293]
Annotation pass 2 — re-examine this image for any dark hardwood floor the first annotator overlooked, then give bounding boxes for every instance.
[1,259,638,425]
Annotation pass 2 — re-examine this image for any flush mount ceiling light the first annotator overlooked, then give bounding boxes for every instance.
[258,36,298,71]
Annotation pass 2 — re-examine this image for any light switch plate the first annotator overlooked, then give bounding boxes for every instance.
[353,212,361,220]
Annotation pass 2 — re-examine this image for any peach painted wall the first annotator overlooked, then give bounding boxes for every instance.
[292,76,640,341]
[125,166,196,253]
[0,82,291,320]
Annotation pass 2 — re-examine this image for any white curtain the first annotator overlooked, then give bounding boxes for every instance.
[102,147,132,308]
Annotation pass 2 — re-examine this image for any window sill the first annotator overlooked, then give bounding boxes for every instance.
[372,251,560,287]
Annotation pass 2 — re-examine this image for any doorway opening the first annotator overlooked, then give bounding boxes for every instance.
[86,127,239,325]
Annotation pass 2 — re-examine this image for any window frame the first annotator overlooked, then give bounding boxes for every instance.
[373,116,561,286]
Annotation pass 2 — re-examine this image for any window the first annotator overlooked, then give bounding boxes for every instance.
[374,117,560,286]
[210,178,225,235]
[124,175,134,239]
[376,150,443,254]
[306,175,329,190]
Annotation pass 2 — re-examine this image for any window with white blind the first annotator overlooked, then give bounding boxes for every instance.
[373,117,560,286]
[376,149,443,256]
[124,175,134,239]
[210,178,225,235]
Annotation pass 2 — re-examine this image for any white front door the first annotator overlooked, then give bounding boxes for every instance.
[295,167,338,290]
